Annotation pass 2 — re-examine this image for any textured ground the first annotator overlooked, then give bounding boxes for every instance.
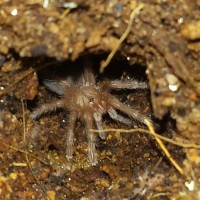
[0,0,200,199]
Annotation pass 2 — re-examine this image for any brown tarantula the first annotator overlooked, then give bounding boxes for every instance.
[30,64,149,165]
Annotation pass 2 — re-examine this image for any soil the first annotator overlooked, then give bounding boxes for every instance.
[0,0,200,199]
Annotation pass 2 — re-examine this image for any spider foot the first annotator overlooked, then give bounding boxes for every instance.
[66,147,73,160]
[88,142,98,166]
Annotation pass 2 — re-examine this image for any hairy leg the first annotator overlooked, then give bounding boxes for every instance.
[30,99,65,119]
[66,111,76,159]
[111,98,150,125]
[85,114,97,165]
[93,112,105,139]
[108,107,132,125]
[100,80,148,91]
[44,80,72,96]
[83,59,95,86]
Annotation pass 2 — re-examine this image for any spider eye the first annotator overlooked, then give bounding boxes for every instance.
[89,98,95,104]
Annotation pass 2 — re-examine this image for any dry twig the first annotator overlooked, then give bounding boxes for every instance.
[100,3,144,73]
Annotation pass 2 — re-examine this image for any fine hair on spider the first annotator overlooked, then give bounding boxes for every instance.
[30,62,150,165]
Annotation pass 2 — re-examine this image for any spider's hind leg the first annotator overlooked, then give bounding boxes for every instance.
[111,98,150,125]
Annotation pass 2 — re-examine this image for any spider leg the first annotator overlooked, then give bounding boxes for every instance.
[66,111,76,159]
[85,114,97,165]
[100,80,148,91]
[108,107,132,125]
[30,99,65,119]
[111,98,150,125]
[44,80,71,96]
[93,113,105,139]
[83,59,95,86]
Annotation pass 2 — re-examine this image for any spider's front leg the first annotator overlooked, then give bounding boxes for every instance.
[66,111,76,160]
[85,114,97,165]
[93,112,105,139]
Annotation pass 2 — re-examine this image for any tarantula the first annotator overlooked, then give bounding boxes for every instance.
[30,64,149,165]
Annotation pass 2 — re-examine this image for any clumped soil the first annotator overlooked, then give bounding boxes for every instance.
[0,1,200,199]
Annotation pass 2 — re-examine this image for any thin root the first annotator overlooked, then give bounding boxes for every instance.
[21,99,51,200]
[0,140,48,165]
[0,61,59,97]
[91,124,200,175]
[91,128,200,149]
[144,119,183,175]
